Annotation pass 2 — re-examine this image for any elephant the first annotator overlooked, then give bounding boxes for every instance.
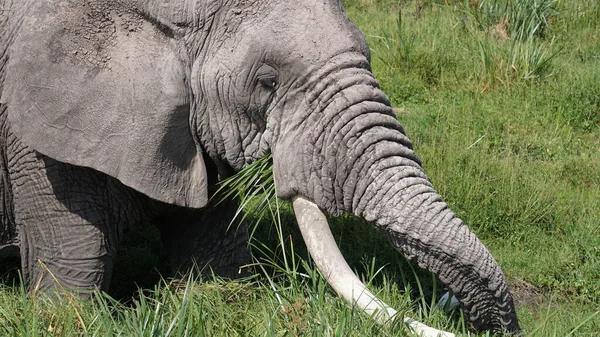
[0,0,521,335]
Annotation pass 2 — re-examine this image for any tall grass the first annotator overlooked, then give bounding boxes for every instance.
[461,0,559,39]
[470,0,561,81]
[370,0,563,92]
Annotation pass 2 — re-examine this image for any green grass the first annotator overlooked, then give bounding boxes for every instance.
[1,0,599,335]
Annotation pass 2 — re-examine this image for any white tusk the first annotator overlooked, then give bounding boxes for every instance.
[292,196,455,337]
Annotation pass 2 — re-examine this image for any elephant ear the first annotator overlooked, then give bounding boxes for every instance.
[0,2,208,208]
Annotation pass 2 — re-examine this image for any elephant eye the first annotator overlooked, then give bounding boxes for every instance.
[255,64,279,91]
[258,76,278,90]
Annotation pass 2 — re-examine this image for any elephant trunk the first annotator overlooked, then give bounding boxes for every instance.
[275,53,521,334]
[338,97,520,335]
[355,163,520,333]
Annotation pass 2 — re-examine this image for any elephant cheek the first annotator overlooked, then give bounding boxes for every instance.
[270,96,317,201]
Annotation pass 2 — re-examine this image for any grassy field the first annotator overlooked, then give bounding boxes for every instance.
[1,0,599,336]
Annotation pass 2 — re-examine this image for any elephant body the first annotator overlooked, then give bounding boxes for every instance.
[1,0,521,334]
[0,103,251,288]
[0,0,254,288]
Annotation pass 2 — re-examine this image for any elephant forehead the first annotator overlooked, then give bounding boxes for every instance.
[238,0,369,66]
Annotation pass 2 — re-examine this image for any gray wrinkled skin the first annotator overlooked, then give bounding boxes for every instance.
[0,0,520,334]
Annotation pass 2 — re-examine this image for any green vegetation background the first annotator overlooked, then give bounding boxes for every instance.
[1,0,598,335]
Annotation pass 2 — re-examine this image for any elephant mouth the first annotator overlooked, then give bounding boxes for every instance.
[291,196,456,337]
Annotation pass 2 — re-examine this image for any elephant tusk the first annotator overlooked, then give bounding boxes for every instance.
[292,196,455,337]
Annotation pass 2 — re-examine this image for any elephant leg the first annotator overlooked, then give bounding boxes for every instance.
[157,200,252,279]
[0,106,18,260]
[8,146,151,294]
[19,214,117,294]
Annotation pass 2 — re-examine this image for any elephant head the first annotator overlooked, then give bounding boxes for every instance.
[1,0,520,334]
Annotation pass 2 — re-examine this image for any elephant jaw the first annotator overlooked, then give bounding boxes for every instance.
[291,196,456,337]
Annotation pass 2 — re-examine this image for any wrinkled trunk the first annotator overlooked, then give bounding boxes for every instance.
[356,166,520,333]
[274,53,521,334]
[339,99,519,335]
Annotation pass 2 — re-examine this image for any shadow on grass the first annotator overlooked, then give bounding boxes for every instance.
[244,204,451,310]
[0,206,451,320]
[0,255,20,287]
[0,223,169,303]
[109,223,170,302]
